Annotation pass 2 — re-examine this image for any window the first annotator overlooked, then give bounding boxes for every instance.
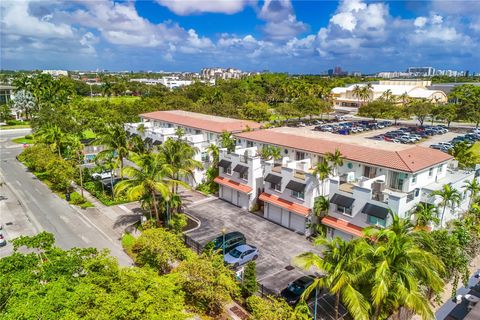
[225,166,232,175]
[295,151,306,161]
[247,141,253,148]
[201,152,209,163]
[292,190,305,200]
[239,170,248,180]
[428,168,434,177]
[389,171,404,191]
[271,182,281,192]
[336,204,352,216]
[368,215,386,227]
[412,174,417,184]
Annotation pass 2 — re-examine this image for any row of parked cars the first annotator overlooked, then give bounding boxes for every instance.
[207,231,321,306]
[315,120,393,135]
[372,125,448,144]
[430,128,480,153]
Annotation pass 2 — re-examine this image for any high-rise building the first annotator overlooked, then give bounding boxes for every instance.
[406,67,435,77]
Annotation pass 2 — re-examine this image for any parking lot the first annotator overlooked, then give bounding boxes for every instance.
[185,198,321,294]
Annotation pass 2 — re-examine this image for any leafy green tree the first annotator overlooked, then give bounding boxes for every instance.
[115,152,182,223]
[240,101,271,122]
[34,124,65,156]
[132,228,193,274]
[363,214,444,320]
[295,237,370,320]
[0,104,11,122]
[463,178,480,209]
[46,157,76,192]
[242,261,258,298]
[407,99,434,126]
[432,104,458,127]
[412,203,439,228]
[1,233,187,320]
[312,159,332,195]
[430,184,462,226]
[449,141,477,169]
[219,131,236,152]
[358,100,393,121]
[176,253,239,316]
[325,148,343,176]
[246,295,309,320]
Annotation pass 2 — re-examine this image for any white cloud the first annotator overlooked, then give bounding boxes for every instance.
[258,0,308,40]
[155,0,252,15]
[414,17,427,28]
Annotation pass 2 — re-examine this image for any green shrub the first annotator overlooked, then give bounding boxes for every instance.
[170,213,188,234]
[241,261,258,298]
[69,192,84,205]
[79,201,93,209]
[121,233,136,258]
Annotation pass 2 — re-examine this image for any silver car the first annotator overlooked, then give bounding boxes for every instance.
[224,244,258,268]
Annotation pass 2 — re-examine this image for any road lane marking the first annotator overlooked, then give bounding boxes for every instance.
[15,180,21,186]
[80,235,91,244]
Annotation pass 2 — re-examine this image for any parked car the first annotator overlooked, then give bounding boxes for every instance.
[224,244,258,268]
[281,276,315,306]
[0,233,6,247]
[208,231,246,254]
[92,171,114,180]
[297,122,306,127]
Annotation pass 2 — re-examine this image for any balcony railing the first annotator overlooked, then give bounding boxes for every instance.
[293,170,306,180]
[239,155,248,163]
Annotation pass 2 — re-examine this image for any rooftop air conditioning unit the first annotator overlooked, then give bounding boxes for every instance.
[448,160,459,170]
[372,180,386,192]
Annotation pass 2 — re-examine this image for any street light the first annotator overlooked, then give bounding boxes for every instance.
[222,228,226,256]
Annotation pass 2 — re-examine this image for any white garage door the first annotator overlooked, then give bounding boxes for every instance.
[238,193,249,210]
[289,213,306,234]
[222,186,232,203]
[267,203,283,225]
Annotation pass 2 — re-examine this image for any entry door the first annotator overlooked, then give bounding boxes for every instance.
[222,186,232,203]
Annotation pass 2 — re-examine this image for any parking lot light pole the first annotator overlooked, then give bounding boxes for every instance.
[314,286,318,320]
[222,228,226,256]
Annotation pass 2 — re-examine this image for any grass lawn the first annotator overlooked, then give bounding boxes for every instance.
[0,124,31,130]
[83,96,140,103]
[12,136,34,144]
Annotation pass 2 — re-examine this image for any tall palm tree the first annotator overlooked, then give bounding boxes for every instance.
[325,148,343,176]
[463,178,480,209]
[114,152,184,224]
[206,143,219,167]
[158,137,202,195]
[430,184,462,226]
[412,203,439,228]
[98,124,129,179]
[363,214,444,320]
[295,237,370,320]
[352,85,363,107]
[34,124,64,156]
[312,159,332,196]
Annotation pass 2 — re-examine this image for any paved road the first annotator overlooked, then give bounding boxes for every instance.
[0,129,131,265]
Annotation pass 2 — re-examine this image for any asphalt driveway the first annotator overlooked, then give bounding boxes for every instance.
[185,198,321,294]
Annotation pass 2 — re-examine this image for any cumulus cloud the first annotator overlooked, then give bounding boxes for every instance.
[258,0,308,40]
[155,0,253,15]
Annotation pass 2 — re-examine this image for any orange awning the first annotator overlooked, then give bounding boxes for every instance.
[321,216,364,237]
[259,192,310,217]
[214,176,253,194]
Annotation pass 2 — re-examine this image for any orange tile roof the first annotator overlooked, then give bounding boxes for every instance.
[140,110,262,133]
[235,130,452,173]
[259,192,310,216]
[214,176,253,194]
[321,216,364,237]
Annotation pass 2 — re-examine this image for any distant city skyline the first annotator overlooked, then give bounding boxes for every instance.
[1,0,479,73]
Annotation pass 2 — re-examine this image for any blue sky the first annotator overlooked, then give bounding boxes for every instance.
[1,0,479,73]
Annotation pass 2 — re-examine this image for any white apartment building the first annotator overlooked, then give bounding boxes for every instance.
[331,80,447,108]
[42,70,69,77]
[130,77,193,89]
[223,127,478,238]
[125,110,261,186]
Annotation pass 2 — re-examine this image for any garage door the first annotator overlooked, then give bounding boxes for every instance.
[222,186,232,203]
[333,229,354,241]
[267,203,282,225]
[238,193,249,210]
[290,213,306,234]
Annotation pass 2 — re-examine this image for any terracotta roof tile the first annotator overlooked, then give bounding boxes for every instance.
[214,176,253,194]
[259,192,310,216]
[140,110,262,133]
[321,216,364,237]
[235,130,452,173]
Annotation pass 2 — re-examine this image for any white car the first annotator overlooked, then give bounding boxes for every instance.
[0,232,6,247]
[92,171,114,180]
[224,244,258,268]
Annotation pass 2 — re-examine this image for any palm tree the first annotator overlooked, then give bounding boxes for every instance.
[98,124,129,179]
[352,85,363,107]
[206,143,219,167]
[380,89,394,103]
[219,131,235,152]
[325,148,343,176]
[412,203,439,229]
[430,184,462,227]
[463,178,480,209]
[313,196,329,219]
[114,152,183,224]
[312,159,332,196]
[295,237,370,320]
[363,213,444,320]
[34,124,64,156]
